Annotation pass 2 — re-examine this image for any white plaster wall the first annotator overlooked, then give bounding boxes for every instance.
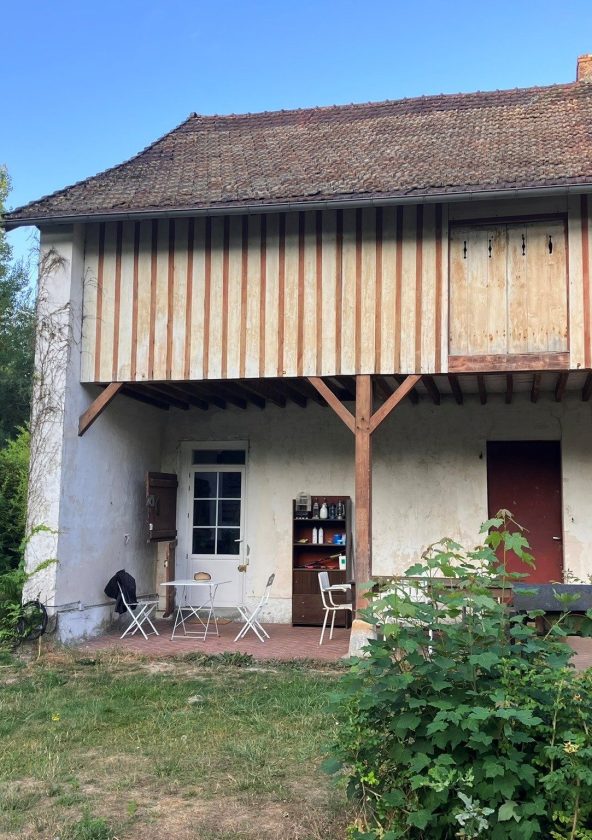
[160,393,592,622]
[24,226,165,640]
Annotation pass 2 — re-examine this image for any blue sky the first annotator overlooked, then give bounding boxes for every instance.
[3,0,592,268]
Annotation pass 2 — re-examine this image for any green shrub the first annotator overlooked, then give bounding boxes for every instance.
[0,427,29,573]
[329,513,592,839]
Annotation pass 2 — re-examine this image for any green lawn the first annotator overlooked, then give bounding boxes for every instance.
[0,648,349,840]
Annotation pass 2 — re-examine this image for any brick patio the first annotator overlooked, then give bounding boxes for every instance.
[75,616,592,669]
[77,618,350,661]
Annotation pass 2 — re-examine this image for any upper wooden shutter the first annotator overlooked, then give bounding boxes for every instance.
[146,472,178,542]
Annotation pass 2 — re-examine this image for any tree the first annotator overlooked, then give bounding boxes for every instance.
[0,165,35,443]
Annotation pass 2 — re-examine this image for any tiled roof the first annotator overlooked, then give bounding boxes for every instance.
[5,81,592,226]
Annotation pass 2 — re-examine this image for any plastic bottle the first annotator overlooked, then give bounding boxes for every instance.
[312,527,318,544]
[319,500,328,519]
[318,527,324,544]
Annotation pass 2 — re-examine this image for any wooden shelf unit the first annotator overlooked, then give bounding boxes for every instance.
[291,496,353,627]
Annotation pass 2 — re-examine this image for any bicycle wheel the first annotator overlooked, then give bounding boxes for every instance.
[15,600,48,642]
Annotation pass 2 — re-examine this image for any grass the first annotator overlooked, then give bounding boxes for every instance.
[0,648,349,839]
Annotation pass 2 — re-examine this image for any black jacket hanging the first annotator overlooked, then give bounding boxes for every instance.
[104,570,137,614]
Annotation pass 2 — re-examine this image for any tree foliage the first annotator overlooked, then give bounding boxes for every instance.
[0,165,35,443]
[329,514,592,839]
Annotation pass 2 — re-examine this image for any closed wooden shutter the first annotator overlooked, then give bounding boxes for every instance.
[449,220,568,356]
[146,472,178,542]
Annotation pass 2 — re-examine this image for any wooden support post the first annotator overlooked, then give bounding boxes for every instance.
[78,382,124,436]
[355,375,373,611]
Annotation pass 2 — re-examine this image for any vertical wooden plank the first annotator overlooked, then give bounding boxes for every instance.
[434,205,443,372]
[541,221,568,352]
[321,210,337,376]
[189,217,206,380]
[226,215,242,379]
[283,212,299,376]
[414,205,424,372]
[94,222,105,381]
[394,207,403,371]
[448,226,468,356]
[165,219,175,378]
[152,219,169,380]
[315,210,323,375]
[116,221,134,380]
[582,195,591,367]
[259,215,267,377]
[399,206,417,372]
[221,216,231,379]
[111,221,123,381]
[301,211,317,376]
[99,223,116,382]
[277,213,286,376]
[374,208,383,372]
[341,209,357,374]
[202,217,212,378]
[335,210,344,375]
[183,218,195,380]
[507,224,529,354]
[245,213,261,378]
[264,214,279,378]
[467,227,490,355]
[438,205,449,373]
[487,225,507,354]
[420,204,436,372]
[360,208,376,373]
[207,217,224,379]
[171,218,188,380]
[148,219,158,379]
[568,196,585,368]
[297,211,306,376]
[81,224,99,382]
[380,207,396,375]
[355,209,363,372]
[130,222,140,380]
[135,221,152,380]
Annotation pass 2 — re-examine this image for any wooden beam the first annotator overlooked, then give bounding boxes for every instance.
[449,351,569,373]
[334,375,356,401]
[355,374,372,610]
[289,378,325,405]
[477,374,487,405]
[136,384,190,411]
[448,374,463,405]
[283,384,307,408]
[582,372,592,402]
[163,384,209,411]
[186,383,226,410]
[230,383,266,409]
[78,382,124,436]
[422,375,441,405]
[120,387,170,411]
[207,383,248,409]
[307,377,355,433]
[506,374,514,405]
[531,373,541,404]
[369,375,422,434]
[395,374,419,404]
[373,375,392,402]
[555,371,569,402]
[238,380,286,408]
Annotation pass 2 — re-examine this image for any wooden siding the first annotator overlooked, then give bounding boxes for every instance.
[81,206,449,381]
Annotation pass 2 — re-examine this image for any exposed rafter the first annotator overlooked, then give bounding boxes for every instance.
[477,374,487,405]
[583,372,592,402]
[506,374,514,404]
[394,375,419,404]
[422,375,441,405]
[448,374,463,405]
[78,383,124,436]
[531,373,541,404]
[555,372,569,402]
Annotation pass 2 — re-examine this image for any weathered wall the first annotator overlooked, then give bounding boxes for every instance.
[159,393,592,622]
[79,194,592,382]
[24,226,166,641]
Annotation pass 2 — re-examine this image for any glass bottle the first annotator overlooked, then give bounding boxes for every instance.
[312,498,320,518]
[319,499,328,519]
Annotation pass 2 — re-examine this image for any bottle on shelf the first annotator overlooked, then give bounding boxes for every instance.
[328,502,336,519]
[312,527,318,545]
[312,498,320,518]
[318,527,324,544]
[319,499,328,519]
[337,499,345,519]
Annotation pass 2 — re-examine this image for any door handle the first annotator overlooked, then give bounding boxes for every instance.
[552,536,562,541]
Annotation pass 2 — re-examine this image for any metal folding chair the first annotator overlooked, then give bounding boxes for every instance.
[234,573,275,642]
[118,583,160,640]
[318,571,353,645]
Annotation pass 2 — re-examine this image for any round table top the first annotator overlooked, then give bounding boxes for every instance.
[160,579,231,587]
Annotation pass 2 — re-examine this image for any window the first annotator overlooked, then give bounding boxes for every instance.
[192,449,246,465]
[192,469,243,556]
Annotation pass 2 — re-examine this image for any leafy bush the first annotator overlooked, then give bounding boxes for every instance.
[329,513,592,839]
[0,427,29,573]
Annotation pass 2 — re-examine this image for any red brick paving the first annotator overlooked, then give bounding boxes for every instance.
[77,619,592,670]
[78,619,350,661]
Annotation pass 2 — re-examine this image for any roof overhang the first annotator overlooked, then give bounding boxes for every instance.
[4,182,592,231]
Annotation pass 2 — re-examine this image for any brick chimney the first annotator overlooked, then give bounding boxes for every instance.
[577,54,592,81]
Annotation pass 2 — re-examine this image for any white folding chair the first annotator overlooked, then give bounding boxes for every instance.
[118,583,160,640]
[319,571,353,645]
[234,574,275,642]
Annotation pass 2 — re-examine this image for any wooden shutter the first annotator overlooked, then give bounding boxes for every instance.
[146,472,178,542]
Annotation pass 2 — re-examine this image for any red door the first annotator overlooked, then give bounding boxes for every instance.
[487,441,563,583]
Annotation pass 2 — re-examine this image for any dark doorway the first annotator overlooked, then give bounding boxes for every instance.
[487,441,563,583]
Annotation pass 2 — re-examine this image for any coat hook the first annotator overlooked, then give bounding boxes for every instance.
[521,233,526,256]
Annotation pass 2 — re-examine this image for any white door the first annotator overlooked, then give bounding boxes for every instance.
[186,464,246,607]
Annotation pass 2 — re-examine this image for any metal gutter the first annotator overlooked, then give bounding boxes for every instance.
[4,183,592,230]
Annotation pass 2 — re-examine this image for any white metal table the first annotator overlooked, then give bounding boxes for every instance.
[160,579,231,640]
